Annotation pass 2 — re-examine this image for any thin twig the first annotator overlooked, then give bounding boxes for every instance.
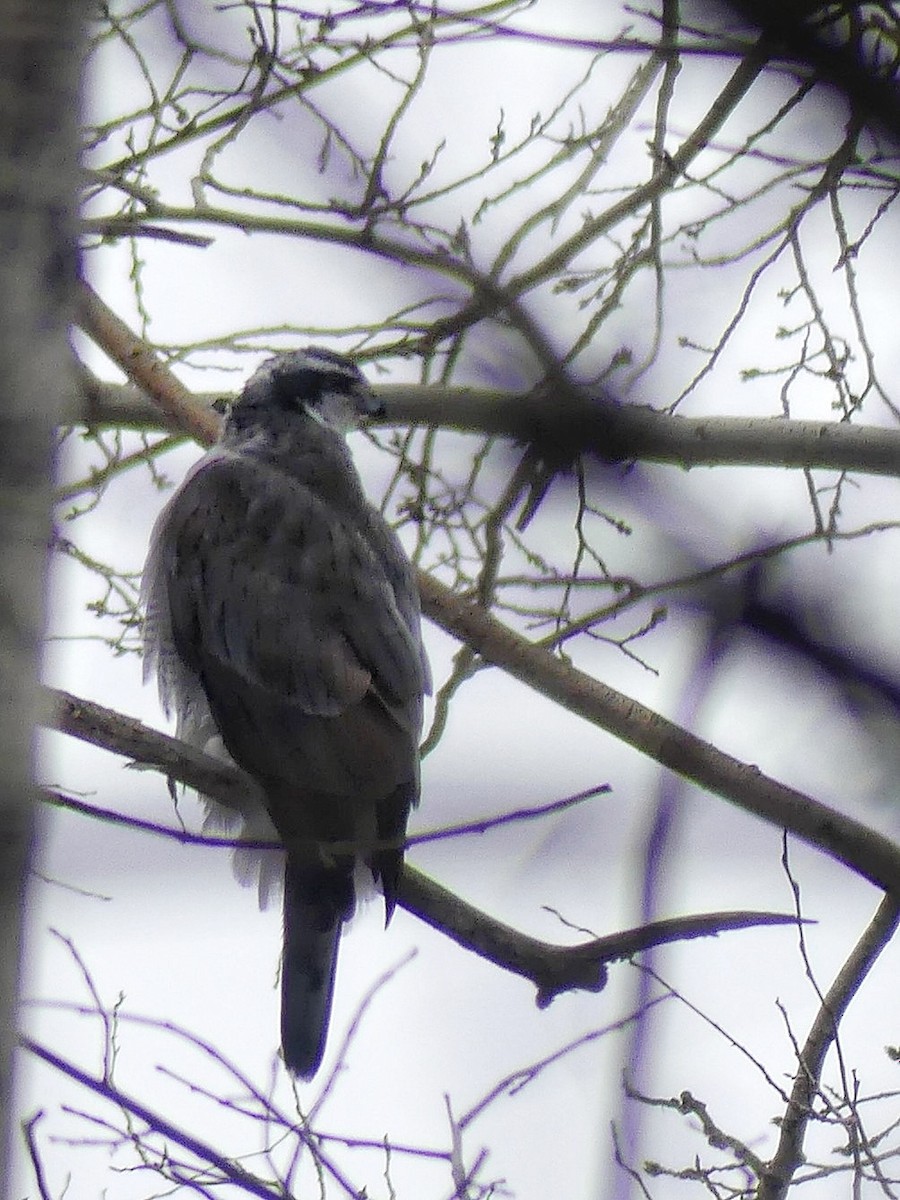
[21,1112,52,1200]
[20,1037,283,1200]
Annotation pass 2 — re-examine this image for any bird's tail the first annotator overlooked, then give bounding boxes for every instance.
[281,857,354,1078]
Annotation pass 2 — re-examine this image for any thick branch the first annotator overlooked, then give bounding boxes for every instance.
[730,1,900,144]
[48,688,258,813]
[44,687,800,1002]
[75,282,220,444]
[419,574,900,895]
[398,866,800,1005]
[74,374,900,479]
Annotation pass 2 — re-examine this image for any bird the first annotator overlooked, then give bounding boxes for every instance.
[141,348,431,1077]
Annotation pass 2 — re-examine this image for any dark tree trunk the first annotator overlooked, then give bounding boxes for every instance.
[0,5,83,1195]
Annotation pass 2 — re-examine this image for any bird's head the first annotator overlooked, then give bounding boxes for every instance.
[227,348,384,436]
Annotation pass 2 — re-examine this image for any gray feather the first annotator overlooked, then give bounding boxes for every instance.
[141,348,430,1076]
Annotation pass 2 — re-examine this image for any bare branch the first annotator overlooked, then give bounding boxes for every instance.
[419,573,900,895]
[72,373,900,478]
[20,1036,286,1200]
[75,281,221,444]
[757,893,900,1200]
[44,686,801,1001]
[48,687,259,814]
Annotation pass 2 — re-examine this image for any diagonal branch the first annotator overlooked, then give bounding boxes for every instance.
[756,892,900,1200]
[419,575,900,896]
[75,281,221,444]
[20,1036,284,1200]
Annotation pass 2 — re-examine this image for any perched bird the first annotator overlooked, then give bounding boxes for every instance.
[142,348,431,1077]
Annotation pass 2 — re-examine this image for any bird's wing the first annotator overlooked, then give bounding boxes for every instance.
[149,449,426,709]
[351,508,433,701]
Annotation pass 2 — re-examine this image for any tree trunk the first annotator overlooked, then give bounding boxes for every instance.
[0,5,83,1195]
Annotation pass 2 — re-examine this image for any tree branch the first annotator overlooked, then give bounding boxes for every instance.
[20,1036,283,1200]
[73,372,900,479]
[419,574,900,896]
[42,781,612,851]
[757,892,900,1200]
[43,687,802,1002]
[75,281,220,444]
[729,1,900,145]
